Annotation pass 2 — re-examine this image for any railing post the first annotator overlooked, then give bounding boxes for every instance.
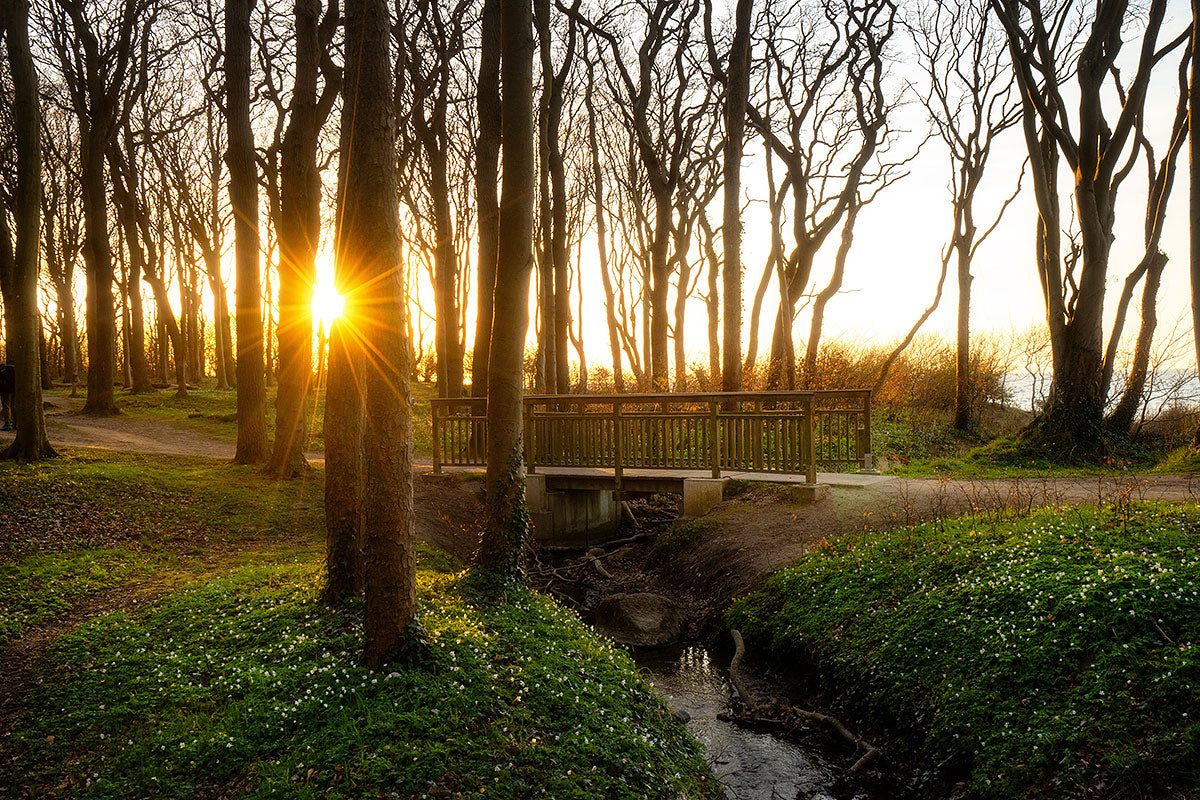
[752,401,762,471]
[613,401,624,498]
[524,400,536,474]
[805,394,817,485]
[432,401,442,475]
[710,399,720,478]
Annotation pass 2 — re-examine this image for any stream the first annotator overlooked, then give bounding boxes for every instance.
[634,643,845,800]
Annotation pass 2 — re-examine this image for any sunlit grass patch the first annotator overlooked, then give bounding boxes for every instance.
[4,557,718,800]
[727,503,1200,798]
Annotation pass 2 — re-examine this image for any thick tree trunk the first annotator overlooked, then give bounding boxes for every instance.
[476,0,535,584]
[342,0,420,667]
[269,0,325,478]
[323,321,363,603]
[80,125,119,414]
[227,0,268,463]
[472,0,501,398]
[1,0,54,459]
[721,0,753,393]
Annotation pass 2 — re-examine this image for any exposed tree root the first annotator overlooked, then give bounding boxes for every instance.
[725,628,880,775]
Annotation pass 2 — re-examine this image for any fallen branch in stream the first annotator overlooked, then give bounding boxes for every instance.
[725,629,880,776]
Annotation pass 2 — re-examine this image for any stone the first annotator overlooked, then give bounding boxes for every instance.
[681,477,726,518]
[593,592,686,648]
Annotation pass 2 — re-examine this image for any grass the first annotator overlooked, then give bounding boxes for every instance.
[2,557,719,799]
[726,503,1200,799]
[0,449,325,647]
[44,379,439,458]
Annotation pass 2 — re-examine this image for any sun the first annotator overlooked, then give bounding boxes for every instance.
[311,252,345,331]
[312,282,345,331]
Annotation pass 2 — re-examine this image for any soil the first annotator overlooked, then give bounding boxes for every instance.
[542,473,1200,638]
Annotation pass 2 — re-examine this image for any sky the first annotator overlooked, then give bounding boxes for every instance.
[300,0,1198,376]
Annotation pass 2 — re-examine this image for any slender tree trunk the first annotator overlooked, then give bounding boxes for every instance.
[954,237,974,430]
[1107,251,1168,435]
[803,204,858,386]
[472,0,501,398]
[1,0,54,459]
[342,0,420,667]
[649,192,672,389]
[476,0,535,583]
[227,0,268,464]
[585,52,623,393]
[1192,0,1200,446]
[721,0,752,393]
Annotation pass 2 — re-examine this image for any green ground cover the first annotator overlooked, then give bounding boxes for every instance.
[727,504,1200,798]
[3,557,717,800]
[0,449,324,647]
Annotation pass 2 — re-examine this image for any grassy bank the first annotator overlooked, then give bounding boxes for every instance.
[3,557,717,800]
[727,504,1200,798]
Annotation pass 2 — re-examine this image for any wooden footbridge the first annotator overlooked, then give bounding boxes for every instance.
[432,390,874,482]
[431,391,874,542]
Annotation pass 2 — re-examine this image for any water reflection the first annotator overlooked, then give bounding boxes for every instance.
[637,644,839,800]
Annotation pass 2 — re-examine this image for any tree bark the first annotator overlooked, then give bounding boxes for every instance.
[472,0,501,398]
[721,0,752,393]
[342,0,420,667]
[1192,0,1200,446]
[476,0,535,584]
[1,0,55,459]
[227,0,268,464]
[269,0,335,478]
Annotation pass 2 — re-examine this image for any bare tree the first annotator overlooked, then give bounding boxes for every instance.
[268,0,340,477]
[747,0,902,389]
[992,0,1188,452]
[1106,44,1191,435]
[226,0,268,463]
[476,0,534,583]
[47,0,157,415]
[472,0,500,397]
[340,0,420,666]
[874,0,1021,422]
[2,0,55,459]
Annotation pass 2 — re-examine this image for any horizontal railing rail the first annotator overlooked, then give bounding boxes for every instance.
[431,390,873,484]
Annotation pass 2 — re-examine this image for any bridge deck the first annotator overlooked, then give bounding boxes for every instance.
[432,464,892,491]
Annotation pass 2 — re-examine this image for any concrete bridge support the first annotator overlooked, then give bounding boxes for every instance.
[527,473,619,546]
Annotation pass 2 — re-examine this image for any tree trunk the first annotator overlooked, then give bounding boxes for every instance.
[472,0,501,398]
[227,0,268,464]
[323,320,364,602]
[1,0,54,459]
[804,204,858,386]
[1107,251,1168,435]
[649,191,672,389]
[342,0,420,667]
[269,0,325,478]
[1192,0,1200,446]
[587,55,623,393]
[954,237,974,431]
[476,0,535,584]
[721,0,753,393]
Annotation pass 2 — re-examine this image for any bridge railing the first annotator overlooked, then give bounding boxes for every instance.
[431,390,872,483]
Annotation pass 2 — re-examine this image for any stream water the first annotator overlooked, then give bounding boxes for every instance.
[634,643,843,800]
